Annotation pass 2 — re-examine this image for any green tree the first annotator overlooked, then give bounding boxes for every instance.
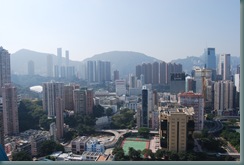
[110,108,135,129]
[12,151,32,161]
[138,127,150,138]
[93,105,105,118]
[113,147,125,161]
[105,108,113,116]
[40,140,64,156]
[155,149,165,160]
[128,147,141,161]
[142,149,154,159]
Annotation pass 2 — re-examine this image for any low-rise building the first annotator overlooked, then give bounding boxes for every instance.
[86,138,104,153]
[81,151,101,161]
[71,136,90,154]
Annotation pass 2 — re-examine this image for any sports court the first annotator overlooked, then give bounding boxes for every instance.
[121,137,150,155]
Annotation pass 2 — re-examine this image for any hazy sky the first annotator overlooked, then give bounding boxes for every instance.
[0,0,240,62]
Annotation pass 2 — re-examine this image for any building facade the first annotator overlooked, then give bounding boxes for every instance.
[42,82,65,118]
[2,84,19,136]
[214,80,234,116]
[159,105,194,152]
[218,54,231,80]
[178,92,204,131]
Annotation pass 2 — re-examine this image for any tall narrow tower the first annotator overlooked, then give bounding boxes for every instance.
[0,47,11,96]
[2,84,19,135]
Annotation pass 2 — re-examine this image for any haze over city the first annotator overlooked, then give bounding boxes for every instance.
[0,0,240,62]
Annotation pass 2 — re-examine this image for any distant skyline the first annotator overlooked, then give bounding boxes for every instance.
[0,0,240,62]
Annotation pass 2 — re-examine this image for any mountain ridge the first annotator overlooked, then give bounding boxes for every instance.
[10,49,240,77]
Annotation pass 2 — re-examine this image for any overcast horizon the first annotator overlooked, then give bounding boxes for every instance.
[0,0,240,62]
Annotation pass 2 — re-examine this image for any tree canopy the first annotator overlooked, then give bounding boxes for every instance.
[110,108,135,129]
[39,140,64,156]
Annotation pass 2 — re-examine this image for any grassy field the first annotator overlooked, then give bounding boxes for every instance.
[121,138,149,155]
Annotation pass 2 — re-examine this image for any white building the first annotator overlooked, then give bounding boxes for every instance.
[86,138,104,153]
[218,54,231,80]
[214,80,234,116]
[115,79,126,96]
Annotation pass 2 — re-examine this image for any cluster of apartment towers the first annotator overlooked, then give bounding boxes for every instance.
[0,46,240,153]
[28,48,112,83]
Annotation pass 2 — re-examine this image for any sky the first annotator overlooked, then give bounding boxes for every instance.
[0,0,240,62]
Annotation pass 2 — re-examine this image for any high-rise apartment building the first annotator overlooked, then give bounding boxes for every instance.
[218,54,231,80]
[57,48,62,77]
[47,55,53,77]
[86,89,94,115]
[64,84,79,110]
[73,88,94,115]
[55,97,64,141]
[159,61,167,85]
[178,92,204,131]
[115,79,126,96]
[0,98,4,147]
[166,63,182,85]
[28,60,35,76]
[0,47,11,96]
[65,50,69,67]
[60,66,66,78]
[42,82,65,118]
[54,65,59,78]
[129,74,137,88]
[87,61,96,83]
[2,84,19,135]
[159,105,194,152]
[214,80,234,116]
[185,76,196,92]
[152,62,159,84]
[193,67,212,94]
[136,65,142,79]
[113,70,119,81]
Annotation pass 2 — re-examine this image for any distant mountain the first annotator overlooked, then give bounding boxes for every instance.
[83,51,160,77]
[11,49,240,78]
[11,49,81,76]
[171,54,240,74]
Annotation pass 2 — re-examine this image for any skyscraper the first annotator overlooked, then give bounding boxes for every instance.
[113,70,119,81]
[64,84,79,110]
[0,98,4,147]
[159,106,194,152]
[87,61,96,83]
[42,82,65,118]
[65,50,69,67]
[104,61,111,82]
[140,86,152,128]
[28,60,35,76]
[218,54,231,80]
[55,97,64,141]
[73,87,94,115]
[193,67,212,94]
[0,47,11,96]
[205,48,216,70]
[152,62,159,84]
[136,65,142,80]
[47,55,53,77]
[2,84,19,135]
[57,48,62,74]
[178,91,204,131]
[115,79,126,96]
[159,61,167,85]
[214,80,234,116]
